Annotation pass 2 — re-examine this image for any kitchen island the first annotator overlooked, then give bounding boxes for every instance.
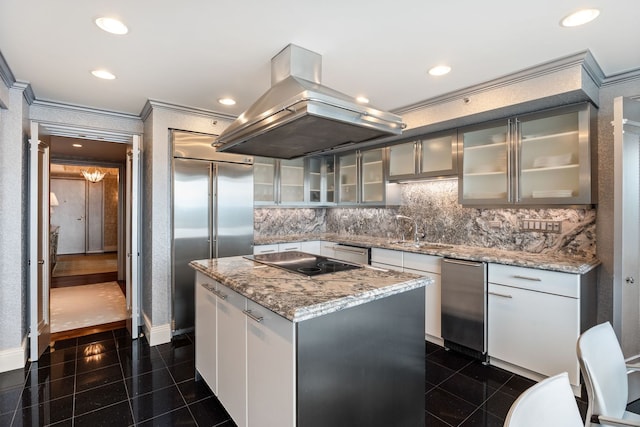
[191,255,431,427]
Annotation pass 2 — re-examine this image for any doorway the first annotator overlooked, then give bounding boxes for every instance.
[48,139,129,340]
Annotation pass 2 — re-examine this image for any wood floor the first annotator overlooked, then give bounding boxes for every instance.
[50,252,127,341]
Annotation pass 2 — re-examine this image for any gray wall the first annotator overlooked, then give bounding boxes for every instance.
[0,83,28,354]
[140,101,233,330]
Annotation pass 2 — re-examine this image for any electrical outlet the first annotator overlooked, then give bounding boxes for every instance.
[488,220,501,228]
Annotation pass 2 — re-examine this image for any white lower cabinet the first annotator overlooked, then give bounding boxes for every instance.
[195,274,217,392]
[253,244,279,255]
[299,240,321,255]
[371,248,403,271]
[487,264,583,389]
[216,283,248,427]
[371,248,443,343]
[246,300,295,427]
[195,276,295,427]
[403,252,442,344]
[278,242,301,252]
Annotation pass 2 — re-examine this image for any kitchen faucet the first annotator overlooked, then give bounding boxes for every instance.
[395,215,420,243]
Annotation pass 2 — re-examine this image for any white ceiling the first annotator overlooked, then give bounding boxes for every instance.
[1,0,639,119]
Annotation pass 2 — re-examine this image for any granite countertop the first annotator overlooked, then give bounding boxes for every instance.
[190,256,431,323]
[254,233,600,275]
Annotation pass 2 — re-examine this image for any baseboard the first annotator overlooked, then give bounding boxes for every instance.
[142,312,171,347]
[0,340,27,373]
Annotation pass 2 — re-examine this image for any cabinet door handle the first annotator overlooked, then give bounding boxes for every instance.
[243,309,263,323]
[210,288,227,300]
[513,275,542,282]
[281,247,298,251]
[259,249,276,253]
[488,291,513,299]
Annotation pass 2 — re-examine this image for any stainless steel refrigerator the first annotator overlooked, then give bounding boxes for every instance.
[172,130,254,334]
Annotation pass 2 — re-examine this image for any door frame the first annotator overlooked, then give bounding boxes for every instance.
[29,122,143,359]
[28,121,51,361]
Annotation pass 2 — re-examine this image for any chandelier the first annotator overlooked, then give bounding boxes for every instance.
[81,168,106,183]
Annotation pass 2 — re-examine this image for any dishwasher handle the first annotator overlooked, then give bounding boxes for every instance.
[442,258,484,268]
[334,244,369,255]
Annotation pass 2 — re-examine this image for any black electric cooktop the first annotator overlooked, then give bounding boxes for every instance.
[245,251,363,277]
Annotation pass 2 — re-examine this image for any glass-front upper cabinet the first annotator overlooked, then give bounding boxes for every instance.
[337,148,398,205]
[254,156,336,206]
[279,158,304,203]
[254,157,277,203]
[361,149,384,203]
[325,156,335,203]
[389,131,458,181]
[338,153,358,203]
[305,156,335,205]
[459,123,510,203]
[517,108,593,205]
[459,103,595,206]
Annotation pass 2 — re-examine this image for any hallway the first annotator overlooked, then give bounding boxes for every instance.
[50,253,128,341]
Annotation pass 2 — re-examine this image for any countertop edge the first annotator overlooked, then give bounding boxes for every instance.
[254,234,600,274]
[190,260,432,322]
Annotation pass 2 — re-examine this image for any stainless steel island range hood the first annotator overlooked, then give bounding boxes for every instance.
[214,44,405,159]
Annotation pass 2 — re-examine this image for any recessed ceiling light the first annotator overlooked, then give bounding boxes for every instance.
[560,9,600,27]
[95,17,129,35]
[91,69,116,80]
[428,65,451,76]
[72,143,83,148]
[218,98,236,106]
[356,96,370,104]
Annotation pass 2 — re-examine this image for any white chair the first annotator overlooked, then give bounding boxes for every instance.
[504,372,583,427]
[577,321,640,427]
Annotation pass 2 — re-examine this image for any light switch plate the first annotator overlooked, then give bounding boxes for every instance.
[521,219,562,233]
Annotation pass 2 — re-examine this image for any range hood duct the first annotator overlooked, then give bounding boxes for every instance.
[214,44,405,159]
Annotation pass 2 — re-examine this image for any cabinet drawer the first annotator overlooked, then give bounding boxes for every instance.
[254,244,279,255]
[488,263,579,298]
[278,242,301,252]
[371,248,402,267]
[403,252,441,273]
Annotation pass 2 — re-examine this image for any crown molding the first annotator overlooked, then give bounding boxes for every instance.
[602,68,640,87]
[140,99,236,122]
[0,49,16,89]
[393,51,600,115]
[32,99,141,120]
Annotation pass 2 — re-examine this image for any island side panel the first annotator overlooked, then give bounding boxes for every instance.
[296,287,425,427]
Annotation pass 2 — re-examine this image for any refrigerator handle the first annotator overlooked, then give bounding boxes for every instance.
[210,164,217,259]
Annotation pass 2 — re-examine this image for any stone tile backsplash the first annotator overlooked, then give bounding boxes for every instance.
[254,180,596,257]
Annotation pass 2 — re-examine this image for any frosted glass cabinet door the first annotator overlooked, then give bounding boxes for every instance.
[422,134,457,174]
[389,142,416,177]
[325,156,335,203]
[338,153,357,203]
[460,123,510,203]
[254,157,276,203]
[280,158,304,203]
[517,106,591,205]
[361,148,384,203]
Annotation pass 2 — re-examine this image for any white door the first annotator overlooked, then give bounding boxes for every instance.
[50,178,86,254]
[126,135,141,338]
[613,97,640,401]
[29,121,51,361]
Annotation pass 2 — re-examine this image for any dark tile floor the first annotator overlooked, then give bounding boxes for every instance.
[0,328,595,427]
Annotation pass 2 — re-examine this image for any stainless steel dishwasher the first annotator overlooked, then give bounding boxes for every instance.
[441,258,487,360]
